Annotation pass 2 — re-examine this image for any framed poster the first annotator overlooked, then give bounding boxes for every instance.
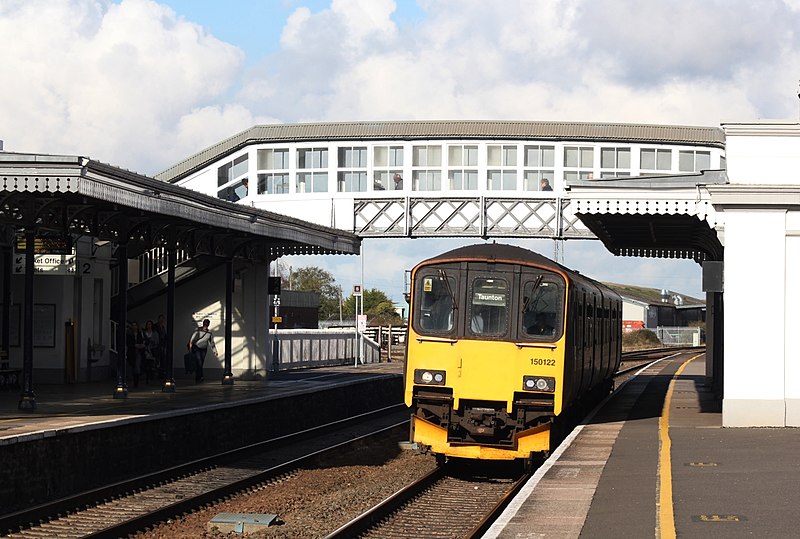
[0,304,21,348]
[33,304,56,348]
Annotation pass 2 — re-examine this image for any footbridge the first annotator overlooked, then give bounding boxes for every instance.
[353,169,725,265]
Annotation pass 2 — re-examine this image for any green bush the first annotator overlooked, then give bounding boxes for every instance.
[622,328,661,351]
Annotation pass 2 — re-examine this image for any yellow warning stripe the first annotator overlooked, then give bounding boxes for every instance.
[657,353,702,539]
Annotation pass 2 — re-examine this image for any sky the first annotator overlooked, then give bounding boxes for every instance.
[2,0,800,307]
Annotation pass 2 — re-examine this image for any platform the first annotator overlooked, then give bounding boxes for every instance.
[0,361,405,516]
[486,352,800,538]
[0,361,403,443]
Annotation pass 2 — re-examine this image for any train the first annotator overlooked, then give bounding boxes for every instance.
[404,243,622,465]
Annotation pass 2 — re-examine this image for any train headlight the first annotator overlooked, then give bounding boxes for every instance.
[414,369,446,385]
[522,375,555,393]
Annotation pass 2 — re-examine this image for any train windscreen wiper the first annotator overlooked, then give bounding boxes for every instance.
[522,274,544,313]
[438,269,458,311]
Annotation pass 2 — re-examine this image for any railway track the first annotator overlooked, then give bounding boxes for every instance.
[618,346,702,376]
[326,464,529,539]
[1,347,699,538]
[0,404,410,539]
[328,347,700,539]
[621,345,702,362]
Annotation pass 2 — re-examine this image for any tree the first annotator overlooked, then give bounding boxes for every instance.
[283,266,341,321]
[344,288,403,325]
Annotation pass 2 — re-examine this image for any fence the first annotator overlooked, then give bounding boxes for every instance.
[656,326,704,346]
[266,328,381,370]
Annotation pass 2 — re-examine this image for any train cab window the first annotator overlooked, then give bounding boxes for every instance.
[521,277,563,340]
[416,272,457,333]
[469,278,508,337]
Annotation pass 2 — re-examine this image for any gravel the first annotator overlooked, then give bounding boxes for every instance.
[135,438,437,538]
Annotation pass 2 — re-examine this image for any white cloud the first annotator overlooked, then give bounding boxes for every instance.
[242,0,800,125]
[4,0,798,172]
[0,0,248,174]
[1,0,794,298]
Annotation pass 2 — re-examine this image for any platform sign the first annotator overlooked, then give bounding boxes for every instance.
[13,253,78,275]
[15,236,73,255]
[353,284,362,296]
[357,314,367,332]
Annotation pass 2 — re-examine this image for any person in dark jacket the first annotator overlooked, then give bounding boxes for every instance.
[187,319,218,383]
[125,321,145,387]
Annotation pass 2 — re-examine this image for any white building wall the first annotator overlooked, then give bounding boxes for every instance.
[129,260,270,381]
[724,122,800,185]
[622,302,646,323]
[785,221,800,426]
[4,239,115,383]
[722,209,787,426]
[717,121,800,427]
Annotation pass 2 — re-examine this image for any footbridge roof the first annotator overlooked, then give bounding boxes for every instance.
[157,120,725,183]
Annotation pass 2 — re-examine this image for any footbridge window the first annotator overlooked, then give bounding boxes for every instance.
[297,148,329,193]
[373,145,403,191]
[564,146,594,182]
[448,145,479,190]
[413,145,443,191]
[524,145,555,191]
[678,150,710,172]
[338,147,368,192]
[487,144,517,191]
[600,147,631,178]
[257,148,289,194]
[217,154,248,201]
[641,148,672,174]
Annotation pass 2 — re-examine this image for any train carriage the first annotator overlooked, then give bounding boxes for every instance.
[404,243,622,464]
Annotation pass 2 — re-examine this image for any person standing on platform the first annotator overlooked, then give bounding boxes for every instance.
[126,321,145,388]
[142,319,160,383]
[187,318,217,383]
[156,313,168,376]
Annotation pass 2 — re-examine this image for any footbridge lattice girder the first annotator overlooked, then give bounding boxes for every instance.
[352,189,719,260]
[353,197,596,239]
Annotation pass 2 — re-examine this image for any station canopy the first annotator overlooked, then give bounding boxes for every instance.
[569,171,725,263]
[0,153,360,259]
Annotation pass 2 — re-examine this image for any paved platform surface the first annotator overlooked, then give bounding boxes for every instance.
[0,361,403,443]
[486,352,800,539]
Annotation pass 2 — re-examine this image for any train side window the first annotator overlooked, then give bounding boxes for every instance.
[521,277,563,340]
[469,277,508,337]
[416,272,457,333]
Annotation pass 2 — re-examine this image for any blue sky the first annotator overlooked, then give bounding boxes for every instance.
[158,0,425,66]
[3,0,800,305]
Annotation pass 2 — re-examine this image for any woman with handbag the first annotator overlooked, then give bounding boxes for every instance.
[187,319,217,383]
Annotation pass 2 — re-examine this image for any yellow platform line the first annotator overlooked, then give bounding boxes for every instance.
[657,353,702,539]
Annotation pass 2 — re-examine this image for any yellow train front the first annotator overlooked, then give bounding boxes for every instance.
[404,243,621,463]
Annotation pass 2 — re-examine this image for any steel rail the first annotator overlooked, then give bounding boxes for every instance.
[0,403,408,538]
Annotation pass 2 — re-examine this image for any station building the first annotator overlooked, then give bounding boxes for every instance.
[157,119,800,428]
[4,119,800,429]
[607,283,705,331]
